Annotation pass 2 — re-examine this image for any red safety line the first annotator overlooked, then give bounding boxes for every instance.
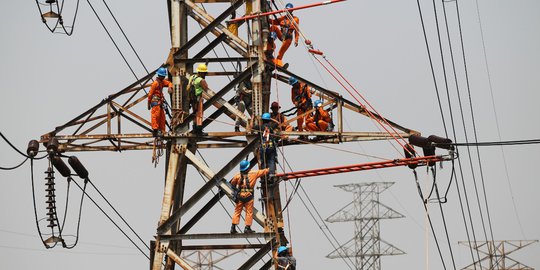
[276,156,444,180]
[323,57,412,151]
[229,0,347,23]
[311,56,411,155]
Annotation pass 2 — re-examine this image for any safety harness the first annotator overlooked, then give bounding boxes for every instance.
[235,173,253,203]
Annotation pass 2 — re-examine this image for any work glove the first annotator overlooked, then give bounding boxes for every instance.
[294,41,298,47]
[147,104,151,110]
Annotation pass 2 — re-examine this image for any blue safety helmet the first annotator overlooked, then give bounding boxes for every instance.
[288,76,298,85]
[277,246,288,254]
[157,67,167,77]
[314,100,323,108]
[262,112,271,121]
[239,160,250,172]
[285,3,293,9]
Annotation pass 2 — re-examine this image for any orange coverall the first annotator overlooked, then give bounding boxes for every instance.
[270,15,299,64]
[148,79,173,132]
[230,168,269,227]
[306,107,331,131]
[291,83,312,132]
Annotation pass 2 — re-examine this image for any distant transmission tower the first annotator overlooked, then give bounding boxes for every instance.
[459,240,538,270]
[180,250,244,270]
[326,182,405,270]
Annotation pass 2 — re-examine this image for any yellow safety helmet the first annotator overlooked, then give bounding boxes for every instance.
[196,63,208,73]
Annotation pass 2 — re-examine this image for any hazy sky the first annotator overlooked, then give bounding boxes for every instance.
[1,0,539,269]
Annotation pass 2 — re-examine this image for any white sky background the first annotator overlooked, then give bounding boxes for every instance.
[1,0,539,269]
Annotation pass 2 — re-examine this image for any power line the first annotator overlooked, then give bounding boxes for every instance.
[473,0,526,239]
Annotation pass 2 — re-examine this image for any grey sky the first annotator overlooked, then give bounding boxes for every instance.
[1,0,539,269]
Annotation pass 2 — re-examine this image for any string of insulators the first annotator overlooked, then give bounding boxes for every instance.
[44,167,57,228]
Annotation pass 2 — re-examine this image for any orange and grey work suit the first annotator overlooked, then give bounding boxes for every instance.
[291,82,312,132]
[188,74,207,127]
[305,106,331,131]
[230,168,270,227]
[269,15,299,64]
[148,79,173,132]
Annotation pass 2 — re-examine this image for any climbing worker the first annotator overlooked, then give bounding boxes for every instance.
[252,112,280,176]
[289,76,313,136]
[305,100,332,132]
[276,246,297,270]
[269,3,299,67]
[148,67,173,137]
[234,76,253,132]
[230,160,270,234]
[188,63,209,136]
[270,102,293,139]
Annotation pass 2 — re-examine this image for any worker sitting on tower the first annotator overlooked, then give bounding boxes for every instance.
[234,76,253,132]
[187,63,209,136]
[270,101,293,140]
[230,160,270,234]
[276,245,297,270]
[252,112,280,176]
[289,76,313,137]
[269,3,299,67]
[305,100,332,132]
[148,67,173,137]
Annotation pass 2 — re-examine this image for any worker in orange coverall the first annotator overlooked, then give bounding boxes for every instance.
[270,101,293,140]
[230,160,269,234]
[269,3,299,67]
[288,76,312,135]
[148,67,173,137]
[305,100,331,131]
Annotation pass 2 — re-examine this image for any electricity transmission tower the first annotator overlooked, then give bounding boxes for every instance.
[326,182,405,270]
[30,0,456,269]
[459,240,538,270]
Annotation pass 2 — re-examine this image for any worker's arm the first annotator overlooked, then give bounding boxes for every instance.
[165,80,174,94]
[230,174,240,186]
[255,168,270,180]
[148,82,157,109]
[269,16,285,25]
[200,79,210,91]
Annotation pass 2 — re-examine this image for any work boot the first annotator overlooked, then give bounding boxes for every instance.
[230,224,238,234]
[244,226,255,234]
[298,135,308,141]
[152,129,159,138]
[234,125,240,132]
[282,63,289,69]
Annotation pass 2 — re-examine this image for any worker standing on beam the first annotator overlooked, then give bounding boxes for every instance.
[148,67,173,137]
[230,160,269,234]
[187,63,209,136]
[269,3,299,67]
[289,76,313,137]
[305,100,332,131]
[270,102,293,140]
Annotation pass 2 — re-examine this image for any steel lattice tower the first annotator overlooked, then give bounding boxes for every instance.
[459,240,538,270]
[326,182,405,270]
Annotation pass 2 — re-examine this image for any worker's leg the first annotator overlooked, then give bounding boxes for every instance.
[267,148,277,175]
[306,122,318,131]
[196,95,204,126]
[244,199,254,226]
[232,201,245,225]
[259,147,267,170]
[270,25,282,41]
[296,109,304,132]
[277,38,292,60]
[151,106,160,131]
[159,107,166,132]
[318,120,329,132]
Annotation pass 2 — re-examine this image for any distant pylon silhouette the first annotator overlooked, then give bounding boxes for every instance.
[326,182,405,270]
[459,240,538,270]
[180,250,244,270]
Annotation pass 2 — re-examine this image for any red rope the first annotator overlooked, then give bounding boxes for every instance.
[311,55,411,155]
[323,57,412,149]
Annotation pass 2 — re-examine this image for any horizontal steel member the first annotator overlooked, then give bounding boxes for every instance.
[180,244,267,250]
[157,232,273,241]
[175,57,250,64]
